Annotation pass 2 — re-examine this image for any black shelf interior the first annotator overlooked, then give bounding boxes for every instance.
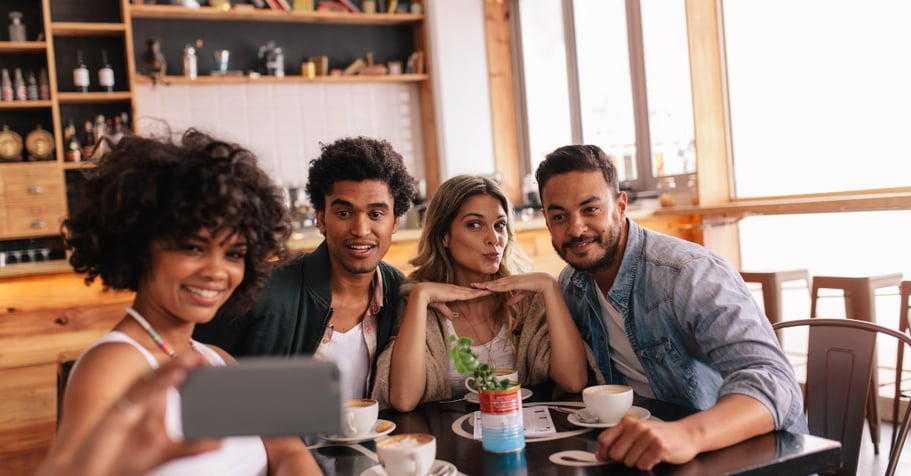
[53,36,129,93]
[131,19,416,77]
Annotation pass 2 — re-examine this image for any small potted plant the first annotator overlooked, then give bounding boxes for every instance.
[449,336,525,453]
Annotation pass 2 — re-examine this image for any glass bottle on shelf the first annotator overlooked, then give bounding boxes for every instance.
[38,68,49,100]
[73,49,90,93]
[657,176,677,207]
[8,11,26,42]
[64,118,82,162]
[26,70,38,100]
[108,116,124,144]
[98,50,114,92]
[1,68,12,101]
[82,119,95,158]
[685,174,698,206]
[13,68,26,101]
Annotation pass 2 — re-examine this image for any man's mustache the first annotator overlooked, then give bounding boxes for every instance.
[563,234,601,248]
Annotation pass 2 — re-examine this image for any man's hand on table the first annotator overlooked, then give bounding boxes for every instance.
[595,417,700,471]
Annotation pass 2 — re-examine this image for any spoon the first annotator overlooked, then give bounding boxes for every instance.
[549,450,612,466]
[573,408,599,424]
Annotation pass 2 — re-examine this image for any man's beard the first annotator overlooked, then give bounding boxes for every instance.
[553,231,620,273]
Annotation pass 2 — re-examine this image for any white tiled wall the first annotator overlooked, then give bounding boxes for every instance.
[134,82,425,187]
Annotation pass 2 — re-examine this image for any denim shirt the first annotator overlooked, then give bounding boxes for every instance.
[559,219,807,432]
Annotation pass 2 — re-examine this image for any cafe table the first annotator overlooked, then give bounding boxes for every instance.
[308,387,841,475]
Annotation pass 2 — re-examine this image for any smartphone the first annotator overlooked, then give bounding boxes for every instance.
[178,357,341,440]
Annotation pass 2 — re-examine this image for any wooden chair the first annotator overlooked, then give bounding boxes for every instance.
[809,273,904,454]
[774,318,911,476]
[56,351,80,426]
[893,281,911,454]
[740,269,810,341]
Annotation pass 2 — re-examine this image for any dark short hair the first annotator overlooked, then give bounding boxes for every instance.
[63,129,291,317]
[305,136,415,217]
[535,144,620,203]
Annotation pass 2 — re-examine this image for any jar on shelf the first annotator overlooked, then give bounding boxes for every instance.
[686,174,698,205]
[657,177,677,207]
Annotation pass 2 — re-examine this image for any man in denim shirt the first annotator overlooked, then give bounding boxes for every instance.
[536,145,806,470]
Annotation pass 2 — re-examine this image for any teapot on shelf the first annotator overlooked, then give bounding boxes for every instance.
[257,41,285,78]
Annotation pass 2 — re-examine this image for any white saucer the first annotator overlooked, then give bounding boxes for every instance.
[464,387,532,404]
[319,419,396,444]
[360,459,457,476]
[566,406,651,428]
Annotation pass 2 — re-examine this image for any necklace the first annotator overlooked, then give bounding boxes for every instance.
[453,304,499,363]
[125,306,200,358]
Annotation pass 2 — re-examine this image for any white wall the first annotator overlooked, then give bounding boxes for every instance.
[425,0,496,178]
[133,0,498,187]
[135,82,424,188]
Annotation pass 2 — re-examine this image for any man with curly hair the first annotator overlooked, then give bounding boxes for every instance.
[195,136,415,401]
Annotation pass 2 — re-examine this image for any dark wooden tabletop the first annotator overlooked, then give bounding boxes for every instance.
[310,388,842,475]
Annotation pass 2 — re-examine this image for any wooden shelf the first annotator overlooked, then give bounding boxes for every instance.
[50,22,127,36]
[62,161,95,170]
[134,73,429,85]
[0,41,48,53]
[653,189,911,219]
[0,259,72,279]
[0,100,54,110]
[129,5,423,25]
[56,91,133,104]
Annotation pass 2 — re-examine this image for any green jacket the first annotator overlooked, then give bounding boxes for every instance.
[193,241,404,392]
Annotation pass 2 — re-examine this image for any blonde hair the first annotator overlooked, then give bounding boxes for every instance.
[407,175,531,330]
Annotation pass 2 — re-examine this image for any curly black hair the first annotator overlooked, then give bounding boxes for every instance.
[63,129,291,318]
[306,136,415,217]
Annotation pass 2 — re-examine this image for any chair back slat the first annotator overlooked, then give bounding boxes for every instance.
[807,326,875,475]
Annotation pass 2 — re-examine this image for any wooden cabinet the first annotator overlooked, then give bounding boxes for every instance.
[51,0,137,167]
[0,0,136,272]
[0,162,67,238]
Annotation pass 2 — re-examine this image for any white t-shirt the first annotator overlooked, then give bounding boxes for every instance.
[596,287,655,398]
[444,319,515,396]
[322,322,369,402]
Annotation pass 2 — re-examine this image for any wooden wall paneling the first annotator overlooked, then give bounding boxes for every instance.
[483,0,522,205]
[0,272,134,313]
[414,2,440,196]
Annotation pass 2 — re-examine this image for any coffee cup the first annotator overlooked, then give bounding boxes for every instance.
[342,398,378,437]
[581,384,633,424]
[465,367,518,393]
[376,433,436,476]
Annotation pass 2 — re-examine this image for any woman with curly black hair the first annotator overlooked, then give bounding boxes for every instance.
[52,129,320,475]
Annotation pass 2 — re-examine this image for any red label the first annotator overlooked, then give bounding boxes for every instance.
[479,388,522,414]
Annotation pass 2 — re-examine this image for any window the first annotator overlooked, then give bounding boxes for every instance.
[723,0,911,197]
[515,0,696,193]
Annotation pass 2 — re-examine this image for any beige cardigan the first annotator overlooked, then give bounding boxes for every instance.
[372,281,603,409]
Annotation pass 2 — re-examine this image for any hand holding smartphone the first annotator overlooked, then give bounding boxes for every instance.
[173,357,341,440]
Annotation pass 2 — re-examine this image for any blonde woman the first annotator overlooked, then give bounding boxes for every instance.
[373,175,592,411]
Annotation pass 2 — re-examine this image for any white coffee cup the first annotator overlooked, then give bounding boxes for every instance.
[342,398,378,437]
[376,433,436,476]
[582,384,633,424]
[465,367,518,393]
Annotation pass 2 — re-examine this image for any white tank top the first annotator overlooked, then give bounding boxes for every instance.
[76,331,269,476]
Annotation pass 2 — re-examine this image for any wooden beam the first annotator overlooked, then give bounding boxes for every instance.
[684,0,740,265]
[482,0,522,205]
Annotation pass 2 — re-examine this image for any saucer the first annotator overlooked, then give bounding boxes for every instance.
[319,419,396,444]
[464,387,532,404]
[566,405,651,428]
[360,459,457,476]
